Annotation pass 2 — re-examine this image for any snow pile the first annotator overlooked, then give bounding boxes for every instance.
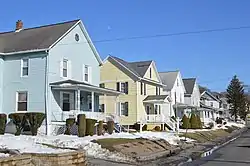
[0,153,9,158]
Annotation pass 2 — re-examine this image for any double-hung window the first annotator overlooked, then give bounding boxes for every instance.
[21,59,29,77]
[84,65,89,82]
[116,82,128,94]
[17,92,28,111]
[121,102,128,116]
[141,82,143,95]
[63,59,68,77]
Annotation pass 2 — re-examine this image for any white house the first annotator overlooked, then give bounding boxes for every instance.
[159,71,187,119]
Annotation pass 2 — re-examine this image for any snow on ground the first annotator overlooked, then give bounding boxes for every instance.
[0,153,9,158]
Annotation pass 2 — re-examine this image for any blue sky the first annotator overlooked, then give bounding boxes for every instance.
[1,0,250,92]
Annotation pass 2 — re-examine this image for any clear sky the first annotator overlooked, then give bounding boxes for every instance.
[1,0,250,92]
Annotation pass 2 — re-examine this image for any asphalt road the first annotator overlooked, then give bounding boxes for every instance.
[183,129,250,166]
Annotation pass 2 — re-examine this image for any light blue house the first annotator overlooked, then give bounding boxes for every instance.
[0,20,120,135]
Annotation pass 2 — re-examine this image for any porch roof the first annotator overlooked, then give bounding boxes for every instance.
[50,79,122,96]
[143,95,171,103]
[173,102,197,109]
[200,102,219,111]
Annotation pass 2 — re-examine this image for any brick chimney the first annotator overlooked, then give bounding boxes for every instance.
[15,20,23,32]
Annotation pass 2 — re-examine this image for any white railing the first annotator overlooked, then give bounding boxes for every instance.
[51,110,120,123]
[146,114,164,123]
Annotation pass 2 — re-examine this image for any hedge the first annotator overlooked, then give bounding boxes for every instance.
[107,121,114,134]
[65,118,76,135]
[25,112,45,136]
[9,113,26,136]
[181,114,190,129]
[190,113,199,129]
[77,114,86,137]
[86,119,97,136]
[0,114,7,135]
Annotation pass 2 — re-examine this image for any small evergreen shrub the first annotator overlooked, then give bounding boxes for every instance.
[9,113,26,136]
[196,115,202,129]
[97,121,104,136]
[107,121,114,134]
[86,119,97,136]
[181,114,190,129]
[154,126,161,131]
[65,118,76,135]
[25,112,45,136]
[216,118,223,124]
[190,113,198,129]
[0,114,7,135]
[77,114,86,137]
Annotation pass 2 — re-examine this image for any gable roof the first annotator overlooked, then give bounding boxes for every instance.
[159,71,179,90]
[0,20,79,54]
[183,78,196,95]
[107,56,154,77]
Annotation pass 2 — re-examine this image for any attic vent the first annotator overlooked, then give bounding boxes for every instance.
[75,34,80,42]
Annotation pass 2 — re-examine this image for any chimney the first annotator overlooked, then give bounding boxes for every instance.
[15,20,23,32]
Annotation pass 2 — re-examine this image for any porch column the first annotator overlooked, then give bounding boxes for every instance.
[91,92,94,112]
[77,90,81,111]
[104,94,107,113]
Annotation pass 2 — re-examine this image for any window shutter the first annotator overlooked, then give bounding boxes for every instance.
[116,82,120,91]
[60,60,63,77]
[88,66,92,83]
[144,83,146,95]
[125,82,128,94]
[141,82,143,95]
[68,60,72,79]
[125,102,128,116]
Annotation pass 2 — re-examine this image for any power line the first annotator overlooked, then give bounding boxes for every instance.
[92,25,250,43]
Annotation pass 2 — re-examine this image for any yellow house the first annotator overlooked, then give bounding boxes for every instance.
[100,56,176,131]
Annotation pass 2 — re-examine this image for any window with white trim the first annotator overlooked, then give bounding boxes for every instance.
[116,82,128,94]
[21,59,29,76]
[17,92,28,111]
[84,65,89,82]
[121,102,128,116]
[63,59,68,77]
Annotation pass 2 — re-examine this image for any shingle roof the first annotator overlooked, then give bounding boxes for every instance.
[108,56,152,78]
[0,19,79,54]
[143,95,169,101]
[183,78,196,95]
[159,71,179,90]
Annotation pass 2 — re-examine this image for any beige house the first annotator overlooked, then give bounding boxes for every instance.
[100,56,176,130]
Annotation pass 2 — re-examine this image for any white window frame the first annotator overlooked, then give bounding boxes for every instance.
[16,91,28,112]
[21,59,29,77]
[83,64,92,83]
[62,59,68,78]
[120,102,128,116]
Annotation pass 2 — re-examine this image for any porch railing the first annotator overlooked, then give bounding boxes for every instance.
[51,110,120,123]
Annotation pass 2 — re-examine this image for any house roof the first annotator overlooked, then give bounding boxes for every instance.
[0,20,79,54]
[159,71,179,90]
[108,56,153,78]
[183,78,196,95]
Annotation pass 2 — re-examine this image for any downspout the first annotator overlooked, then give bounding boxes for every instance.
[44,50,49,135]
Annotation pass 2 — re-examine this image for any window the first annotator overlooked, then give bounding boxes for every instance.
[75,33,80,42]
[21,59,29,76]
[62,93,70,111]
[17,92,28,111]
[116,82,128,94]
[88,95,92,110]
[99,104,105,112]
[144,83,146,95]
[84,65,89,82]
[121,102,128,116]
[154,105,158,114]
[210,102,213,107]
[149,68,152,78]
[99,83,105,88]
[156,87,160,95]
[141,82,143,95]
[63,59,68,77]
[159,105,161,114]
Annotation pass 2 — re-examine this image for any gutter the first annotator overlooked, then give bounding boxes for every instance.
[0,48,48,56]
[44,50,49,135]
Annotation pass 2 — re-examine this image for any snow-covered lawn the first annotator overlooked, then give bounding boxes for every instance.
[0,131,182,162]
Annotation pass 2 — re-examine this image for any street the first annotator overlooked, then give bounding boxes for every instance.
[183,129,250,166]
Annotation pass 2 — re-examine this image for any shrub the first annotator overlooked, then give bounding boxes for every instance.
[181,114,190,129]
[86,119,97,136]
[9,113,26,136]
[107,121,114,134]
[216,118,223,124]
[0,114,7,135]
[190,113,198,129]
[154,126,161,131]
[97,121,104,136]
[77,114,86,137]
[196,115,202,129]
[65,118,76,135]
[25,112,45,136]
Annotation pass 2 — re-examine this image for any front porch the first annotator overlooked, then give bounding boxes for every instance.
[50,80,121,123]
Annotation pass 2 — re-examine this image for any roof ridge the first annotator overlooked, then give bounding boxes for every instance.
[159,70,180,73]
[183,78,196,80]
[0,19,80,35]
[129,60,153,64]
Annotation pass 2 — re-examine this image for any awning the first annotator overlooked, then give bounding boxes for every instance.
[143,95,171,104]
[50,79,122,96]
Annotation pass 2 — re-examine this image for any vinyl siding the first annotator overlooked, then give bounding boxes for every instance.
[100,60,137,125]
[143,63,160,82]
[0,56,3,113]
[2,52,47,115]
